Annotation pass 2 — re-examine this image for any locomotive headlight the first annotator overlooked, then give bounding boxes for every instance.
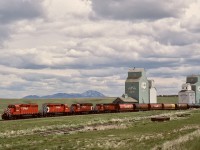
[46,107,49,112]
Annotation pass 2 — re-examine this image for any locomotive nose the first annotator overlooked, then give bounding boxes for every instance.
[2,108,11,120]
[4,108,11,115]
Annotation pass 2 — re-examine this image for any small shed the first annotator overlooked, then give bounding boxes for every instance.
[113,94,138,104]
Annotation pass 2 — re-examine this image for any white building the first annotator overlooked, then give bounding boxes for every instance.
[178,83,195,104]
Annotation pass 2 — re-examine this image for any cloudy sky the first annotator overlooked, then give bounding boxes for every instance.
[0,0,200,98]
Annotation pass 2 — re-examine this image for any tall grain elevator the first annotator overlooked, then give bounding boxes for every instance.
[125,68,150,103]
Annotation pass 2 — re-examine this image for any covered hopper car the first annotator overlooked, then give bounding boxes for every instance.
[149,103,163,110]
[117,103,135,112]
[176,103,189,110]
[163,104,176,110]
[94,103,135,113]
[135,104,150,111]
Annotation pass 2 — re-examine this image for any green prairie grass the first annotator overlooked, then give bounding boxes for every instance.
[0,109,200,150]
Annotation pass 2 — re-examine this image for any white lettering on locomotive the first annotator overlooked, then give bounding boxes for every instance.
[21,107,28,110]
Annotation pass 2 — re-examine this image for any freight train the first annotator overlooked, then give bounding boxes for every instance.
[1,102,200,120]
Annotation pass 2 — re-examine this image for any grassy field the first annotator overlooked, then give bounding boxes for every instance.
[1,96,200,150]
[157,96,178,104]
[0,109,200,149]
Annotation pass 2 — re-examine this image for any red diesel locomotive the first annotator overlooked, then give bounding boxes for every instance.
[42,103,70,117]
[70,103,93,114]
[2,103,39,120]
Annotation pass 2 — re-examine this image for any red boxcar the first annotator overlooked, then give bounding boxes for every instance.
[149,103,163,110]
[42,103,70,116]
[70,103,93,114]
[2,103,39,120]
[117,104,135,112]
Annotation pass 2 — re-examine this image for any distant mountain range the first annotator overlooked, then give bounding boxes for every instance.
[23,90,106,99]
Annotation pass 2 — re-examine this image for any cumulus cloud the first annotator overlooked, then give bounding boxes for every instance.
[0,0,45,46]
[0,25,12,47]
[91,0,190,20]
[0,0,45,23]
[0,0,200,98]
[181,1,200,32]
